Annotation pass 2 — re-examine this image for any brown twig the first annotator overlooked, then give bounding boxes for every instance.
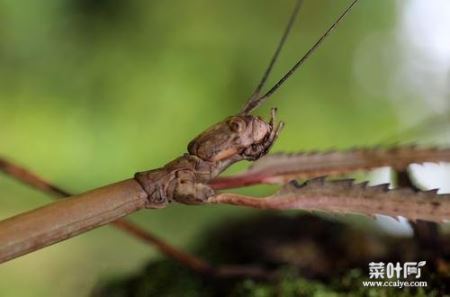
[0,159,69,197]
[0,158,211,272]
[112,220,212,273]
[0,178,148,263]
[0,158,273,278]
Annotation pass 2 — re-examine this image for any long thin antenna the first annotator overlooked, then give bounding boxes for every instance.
[244,0,360,114]
[241,0,304,114]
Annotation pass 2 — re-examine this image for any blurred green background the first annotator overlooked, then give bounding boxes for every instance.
[0,0,449,296]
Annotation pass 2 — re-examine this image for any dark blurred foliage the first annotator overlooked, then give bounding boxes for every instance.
[94,214,449,296]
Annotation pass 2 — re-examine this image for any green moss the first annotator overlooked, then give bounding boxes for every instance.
[95,262,440,297]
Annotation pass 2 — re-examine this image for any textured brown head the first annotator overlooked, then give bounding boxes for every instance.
[188,109,283,162]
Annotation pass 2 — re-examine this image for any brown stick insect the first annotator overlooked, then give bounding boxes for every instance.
[1,0,450,276]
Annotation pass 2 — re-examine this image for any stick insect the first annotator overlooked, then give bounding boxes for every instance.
[1,0,450,277]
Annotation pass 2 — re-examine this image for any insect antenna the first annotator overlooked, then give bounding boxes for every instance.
[242,0,304,114]
[242,0,361,114]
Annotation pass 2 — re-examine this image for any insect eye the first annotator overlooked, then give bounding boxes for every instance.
[229,118,246,133]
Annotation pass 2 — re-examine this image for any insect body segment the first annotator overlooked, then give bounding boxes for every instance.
[135,0,360,208]
[135,0,358,208]
[135,109,282,207]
